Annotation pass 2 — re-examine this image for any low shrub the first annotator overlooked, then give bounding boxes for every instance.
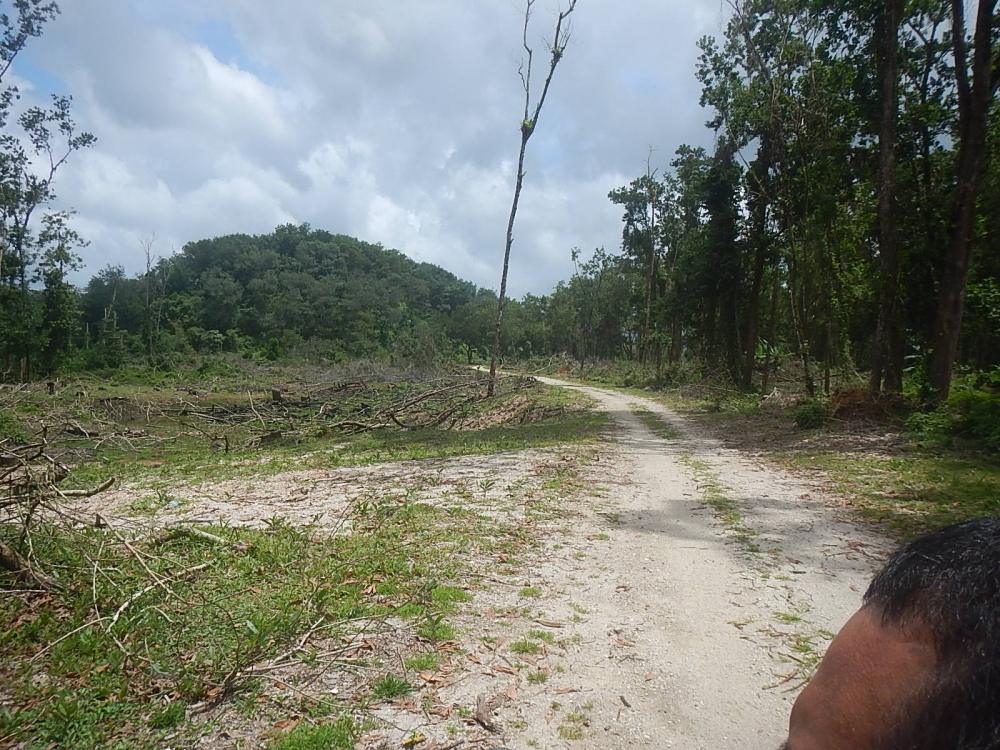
[794,398,831,429]
[908,381,1000,452]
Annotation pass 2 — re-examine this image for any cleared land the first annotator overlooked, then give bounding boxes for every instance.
[3,365,990,749]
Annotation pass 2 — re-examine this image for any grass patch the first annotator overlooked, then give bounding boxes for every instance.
[680,456,760,553]
[430,585,472,610]
[416,614,456,642]
[628,404,681,440]
[518,586,543,599]
[777,451,1000,538]
[528,629,557,645]
[269,718,359,750]
[370,673,411,702]
[510,639,541,655]
[403,652,440,672]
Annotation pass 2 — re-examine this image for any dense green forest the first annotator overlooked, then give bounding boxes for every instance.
[1,0,998,413]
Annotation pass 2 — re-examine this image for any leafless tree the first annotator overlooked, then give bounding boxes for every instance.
[487,0,578,396]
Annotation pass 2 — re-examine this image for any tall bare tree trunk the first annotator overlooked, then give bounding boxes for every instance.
[870,0,905,395]
[488,0,578,396]
[927,0,997,402]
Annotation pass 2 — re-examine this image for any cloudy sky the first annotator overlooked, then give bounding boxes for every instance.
[18,0,727,297]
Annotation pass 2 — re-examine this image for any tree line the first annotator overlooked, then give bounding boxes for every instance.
[2,0,998,407]
[571,0,999,403]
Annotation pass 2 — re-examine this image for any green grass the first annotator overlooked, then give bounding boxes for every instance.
[518,586,543,599]
[370,673,411,702]
[268,718,359,750]
[430,585,472,609]
[528,629,557,645]
[777,451,1000,538]
[628,404,681,439]
[403,652,440,672]
[0,497,516,748]
[416,614,456,642]
[680,456,760,553]
[510,639,541,655]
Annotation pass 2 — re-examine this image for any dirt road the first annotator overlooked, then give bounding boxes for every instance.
[455,379,891,749]
[82,377,892,748]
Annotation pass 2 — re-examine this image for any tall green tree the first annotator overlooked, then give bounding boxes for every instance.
[0,1,94,379]
[927,0,999,400]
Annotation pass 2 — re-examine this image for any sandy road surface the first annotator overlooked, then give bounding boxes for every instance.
[474,378,892,749]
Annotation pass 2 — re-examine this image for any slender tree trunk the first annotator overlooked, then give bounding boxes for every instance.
[761,273,780,394]
[640,170,658,364]
[741,132,773,390]
[870,0,905,395]
[789,247,815,397]
[927,0,997,401]
[669,318,682,365]
[488,134,530,395]
[487,0,577,396]
[641,233,657,364]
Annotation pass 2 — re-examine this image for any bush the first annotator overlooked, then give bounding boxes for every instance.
[949,389,1000,451]
[908,381,1000,452]
[794,398,831,429]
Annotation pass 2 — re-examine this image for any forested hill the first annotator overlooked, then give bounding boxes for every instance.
[80,225,486,365]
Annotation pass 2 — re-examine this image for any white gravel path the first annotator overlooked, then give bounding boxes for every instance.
[488,378,892,749]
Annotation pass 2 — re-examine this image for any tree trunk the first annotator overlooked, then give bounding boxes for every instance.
[761,274,780,394]
[741,132,773,390]
[927,0,997,401]
[488,133,529,395]
[870,0,905,395]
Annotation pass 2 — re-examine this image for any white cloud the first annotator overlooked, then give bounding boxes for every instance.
[19,0,725,295]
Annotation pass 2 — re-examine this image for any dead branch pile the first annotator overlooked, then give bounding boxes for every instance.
[130,370,540,452]
[0,436,114,589]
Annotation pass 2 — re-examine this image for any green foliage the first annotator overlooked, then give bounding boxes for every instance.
[0,4,95,379]
[416,614,456,642]
[0,409,27,443]
[72,226,475,369]
[793,398,831,429]
[908,374,1000,452]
